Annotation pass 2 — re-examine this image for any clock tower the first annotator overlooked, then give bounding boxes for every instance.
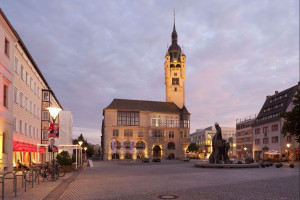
[165,15,186,109]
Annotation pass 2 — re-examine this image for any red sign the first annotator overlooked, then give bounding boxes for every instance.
[48,123,59,138]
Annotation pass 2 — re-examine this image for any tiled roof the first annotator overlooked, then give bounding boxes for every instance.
[104,99,190,114]
[253,84,299,126]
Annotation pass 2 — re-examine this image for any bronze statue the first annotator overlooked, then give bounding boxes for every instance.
[209,123,231,164]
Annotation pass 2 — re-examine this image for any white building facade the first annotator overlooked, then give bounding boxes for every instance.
[0,9,17,172]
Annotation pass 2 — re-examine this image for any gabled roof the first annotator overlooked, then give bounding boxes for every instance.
[180,105,190,115]
[253,84,299,126]
[104,99,185,114]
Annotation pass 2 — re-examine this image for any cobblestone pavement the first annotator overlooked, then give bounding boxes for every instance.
[59,161,299,200]
[1,170,80,200]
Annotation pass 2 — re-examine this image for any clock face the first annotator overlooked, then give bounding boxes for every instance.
[172,78,179,85]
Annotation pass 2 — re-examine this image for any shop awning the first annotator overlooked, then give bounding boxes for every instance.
[13,141,45,153]
[266,150,280,155]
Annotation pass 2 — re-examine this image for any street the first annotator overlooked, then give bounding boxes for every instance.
[57,161,299,200]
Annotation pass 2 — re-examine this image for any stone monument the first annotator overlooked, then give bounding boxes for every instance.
[209,122,231,164]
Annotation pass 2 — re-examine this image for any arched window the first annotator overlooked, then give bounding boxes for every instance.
[136,141,145,149]
[168,142,175,150]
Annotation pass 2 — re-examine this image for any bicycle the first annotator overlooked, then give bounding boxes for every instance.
[57,164,66,177]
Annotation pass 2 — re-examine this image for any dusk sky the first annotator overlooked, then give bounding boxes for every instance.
[1,0,299,144]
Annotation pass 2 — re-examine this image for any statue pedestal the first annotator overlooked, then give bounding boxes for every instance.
[195,162,260,168]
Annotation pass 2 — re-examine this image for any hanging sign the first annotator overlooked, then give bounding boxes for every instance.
[48,123,59,152]
[130,139,135,153]
[122,139,126,153]
[111,139,116,153]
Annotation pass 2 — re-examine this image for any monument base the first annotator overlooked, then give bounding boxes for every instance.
[195,162,260,168]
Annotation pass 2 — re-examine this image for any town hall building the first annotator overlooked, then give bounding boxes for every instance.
[101,18,190,161]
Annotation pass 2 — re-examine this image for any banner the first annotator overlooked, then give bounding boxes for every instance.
[122,139,126,153]
[130,139,135,153]
[111,139,116,153]
[48,123,59,152]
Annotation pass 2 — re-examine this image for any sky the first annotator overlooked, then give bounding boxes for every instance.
[1,0,299,144]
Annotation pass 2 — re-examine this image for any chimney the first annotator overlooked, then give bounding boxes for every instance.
[266,95,271,99]
[275,91,278,95]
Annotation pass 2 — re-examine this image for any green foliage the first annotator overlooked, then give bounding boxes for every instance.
[280,88,300,143]
[56,151,73,166]
[72,133,96,157]
[187,143,199,153]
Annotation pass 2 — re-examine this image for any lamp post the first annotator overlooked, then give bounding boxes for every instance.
[78,141,83,166]
[286,143,291,163]
[47,106,62,180]
[244,147,247,160]
[84,147,87,163]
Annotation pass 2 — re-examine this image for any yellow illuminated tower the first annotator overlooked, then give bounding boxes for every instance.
[165,13,185,109]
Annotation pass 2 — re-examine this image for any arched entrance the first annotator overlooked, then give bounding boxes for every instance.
[112,153,119,159]
[137,153,143,159]
[168,153,175,160]
[153,145,162,157]
[167,142,175,150]
[125,153,132,159]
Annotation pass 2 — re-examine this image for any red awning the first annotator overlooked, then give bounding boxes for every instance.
[13,141,40,153]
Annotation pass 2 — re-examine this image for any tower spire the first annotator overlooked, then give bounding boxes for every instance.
[172,9,178,44]
[173,8,176,31]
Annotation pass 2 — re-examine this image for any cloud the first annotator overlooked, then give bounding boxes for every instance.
[1,0,298,142]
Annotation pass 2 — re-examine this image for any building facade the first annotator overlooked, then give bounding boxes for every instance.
[0,9,65,168]
[0,9,17,172]
[235,116,256,160]
[190,126,236,159]
[102,18,190,161]
[252,84,300,162]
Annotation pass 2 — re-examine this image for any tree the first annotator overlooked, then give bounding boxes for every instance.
[280,88,300,143]
[73,133,96,157]
[187,143,199,153]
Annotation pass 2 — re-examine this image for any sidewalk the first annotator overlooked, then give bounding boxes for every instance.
[1,170,82,200]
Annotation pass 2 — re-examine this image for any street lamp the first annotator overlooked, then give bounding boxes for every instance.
[47,107,62,123]
[286,143,291,163]
[46,106,62,180]
[84,147,87,162]
[243,147,247,160]
[78,141,83,166]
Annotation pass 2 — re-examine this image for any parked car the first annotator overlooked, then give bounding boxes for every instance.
[152,158,161,162]
[142,158,149,163]
[182,157,190,162]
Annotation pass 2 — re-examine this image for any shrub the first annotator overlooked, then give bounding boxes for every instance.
[56,151,73,166]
